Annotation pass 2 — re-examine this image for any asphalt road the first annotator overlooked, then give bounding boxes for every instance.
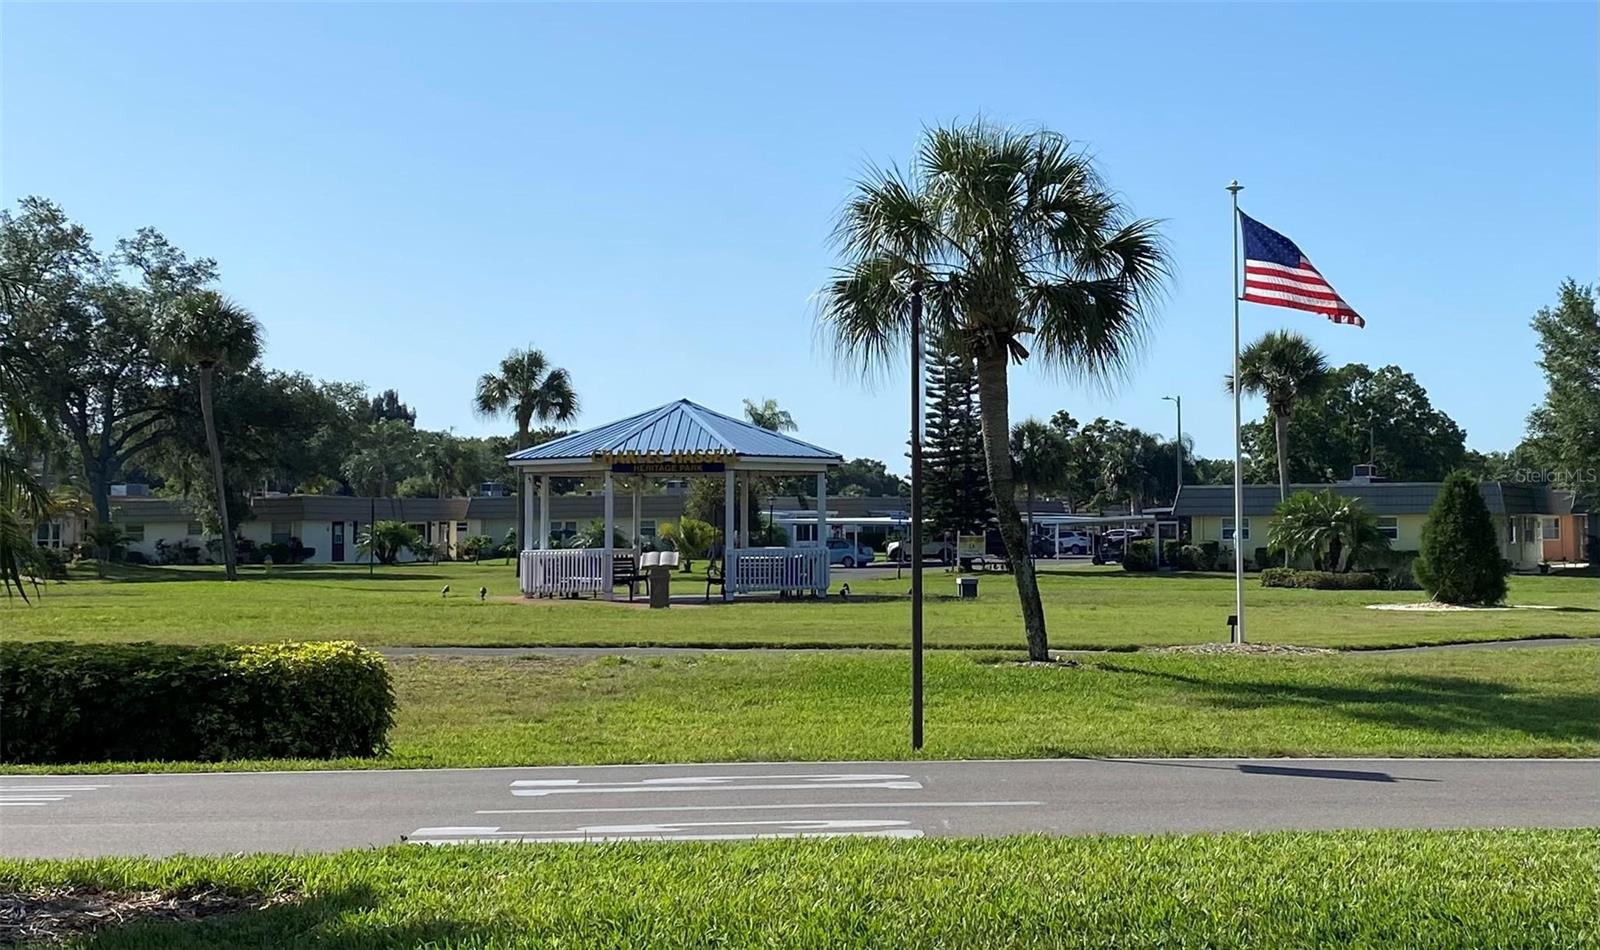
[3,758,1595,858]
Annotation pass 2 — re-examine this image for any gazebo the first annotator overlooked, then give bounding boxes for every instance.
[506,399,843,601]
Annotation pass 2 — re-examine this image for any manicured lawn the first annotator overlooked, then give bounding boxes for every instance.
[11,647,1596,773]
[5,561,1596,650]
[2,829,1593,948]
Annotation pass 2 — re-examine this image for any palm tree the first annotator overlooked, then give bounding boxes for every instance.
[474,347,578,448]
[1269,490,1390,572]
[1225,330,1329,502]
[742,398,797,433]
[0,365,54,599]
[1010,418,1067,557]
[474,356,572,580]
[819,122,1171,659]
[155,291,261,581]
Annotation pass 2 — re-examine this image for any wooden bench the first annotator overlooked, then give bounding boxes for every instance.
[613,554,648,601]
[704,558,725,603]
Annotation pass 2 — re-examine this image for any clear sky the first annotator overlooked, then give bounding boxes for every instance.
[4,2,1594,472]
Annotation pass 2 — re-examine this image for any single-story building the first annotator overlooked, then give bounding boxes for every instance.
[1172,472,1590,572]
[97,491,691,565]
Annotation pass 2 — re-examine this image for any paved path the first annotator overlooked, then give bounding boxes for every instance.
[4,758,1595,858]
[378,637,1600,660]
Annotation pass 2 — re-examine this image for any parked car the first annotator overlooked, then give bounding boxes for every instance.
[824,537,875,568]
[1103,527,1147,543]
[886,539,954,564]
[1057,530,1091,556]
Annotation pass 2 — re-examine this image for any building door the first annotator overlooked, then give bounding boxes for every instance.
[331,521,345,562]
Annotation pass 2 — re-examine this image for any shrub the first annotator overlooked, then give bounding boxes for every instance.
[1122,539,1157,572]
[358,520,423,565]
[1260,569,1380,590]
[0,641,394,764]
[1198,541,1221,571]
[1178,544,1207,571]
[1415,471,1508,605]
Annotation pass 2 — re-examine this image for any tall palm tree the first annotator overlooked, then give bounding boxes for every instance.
[1225,330,1329,502]
[473,343,582,559]
[742,398,797,433]
[155,291,261,581]
[818,122,1171,659]
[1010,418,1067,557]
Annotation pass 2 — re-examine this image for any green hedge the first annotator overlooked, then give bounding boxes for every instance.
[1122,539,1158,572]
[1260,568,1381,590]
[0,641,394,765]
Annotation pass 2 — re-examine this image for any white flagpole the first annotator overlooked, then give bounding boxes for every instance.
[1227,179,1246,644]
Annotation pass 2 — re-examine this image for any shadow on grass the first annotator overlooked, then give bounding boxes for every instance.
[73,884,497,949]
[1096,663,1600,743]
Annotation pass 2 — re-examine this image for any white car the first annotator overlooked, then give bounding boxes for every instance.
[1056,530,1091,556]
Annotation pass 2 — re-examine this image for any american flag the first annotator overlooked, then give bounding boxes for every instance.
[1238,211,1365,328]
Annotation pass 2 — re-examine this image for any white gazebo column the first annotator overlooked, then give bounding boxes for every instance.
[538,476,550,551]
[815,472,828,543]
[521,470,534,552]
[603,470,615,601]
[632,479,643,561]
[723,468,736,601]
[739,474,751,546]
[816,471,829,595]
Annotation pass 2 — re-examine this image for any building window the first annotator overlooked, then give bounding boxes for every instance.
[638,519,657,541]
[35,522,62,549]
[793,523,818,543]
[123,523,145,543]
[270,522,293,545]
[1542,519,1560,540]
[186,521,204,537]
[1377,516,1399,540]
[1221,517,1250,542]
[550,520,577,543]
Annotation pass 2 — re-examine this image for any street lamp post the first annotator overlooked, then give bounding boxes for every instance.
[908,282,924,751]
[1161,394,1183,497]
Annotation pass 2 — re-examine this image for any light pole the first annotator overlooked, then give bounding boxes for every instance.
[908,282,924,751]
[1161,395,1183,498]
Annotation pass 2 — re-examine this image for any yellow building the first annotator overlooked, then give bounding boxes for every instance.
[1172,476,1588,572]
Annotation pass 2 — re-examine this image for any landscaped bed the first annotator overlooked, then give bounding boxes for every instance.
[4,562,1596,651]
[0,829,1591,947]
[7,647,1595,774]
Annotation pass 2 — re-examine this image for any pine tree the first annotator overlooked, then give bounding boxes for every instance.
[1415,471,1508,605]
[923,339,992,538]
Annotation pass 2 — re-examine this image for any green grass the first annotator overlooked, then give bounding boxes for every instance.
[5,561,1596,650]
[11,647,1596,774]
[3,829,1594,948]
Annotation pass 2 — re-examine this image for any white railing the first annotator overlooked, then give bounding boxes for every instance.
[521,548,611,597]
[730,546,829,595]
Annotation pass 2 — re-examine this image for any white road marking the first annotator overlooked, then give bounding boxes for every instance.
[408,818,923,844]
[478,800,1040,815]
[0,784,110,809]
[508,773,922,798]
[412,825,921,838]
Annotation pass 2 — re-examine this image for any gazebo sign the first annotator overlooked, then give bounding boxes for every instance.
[598,450,730,474]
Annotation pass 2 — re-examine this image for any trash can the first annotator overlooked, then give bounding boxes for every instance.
[956,576,978,599]
[649,566,672,608]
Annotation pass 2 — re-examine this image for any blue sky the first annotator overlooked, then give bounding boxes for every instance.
[4,2,1594,471]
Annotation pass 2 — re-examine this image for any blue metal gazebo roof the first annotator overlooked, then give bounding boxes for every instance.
[506,399,842,465]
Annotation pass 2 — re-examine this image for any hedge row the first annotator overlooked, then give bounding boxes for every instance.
[0,641,395,764]
[1259,568,1381,590]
